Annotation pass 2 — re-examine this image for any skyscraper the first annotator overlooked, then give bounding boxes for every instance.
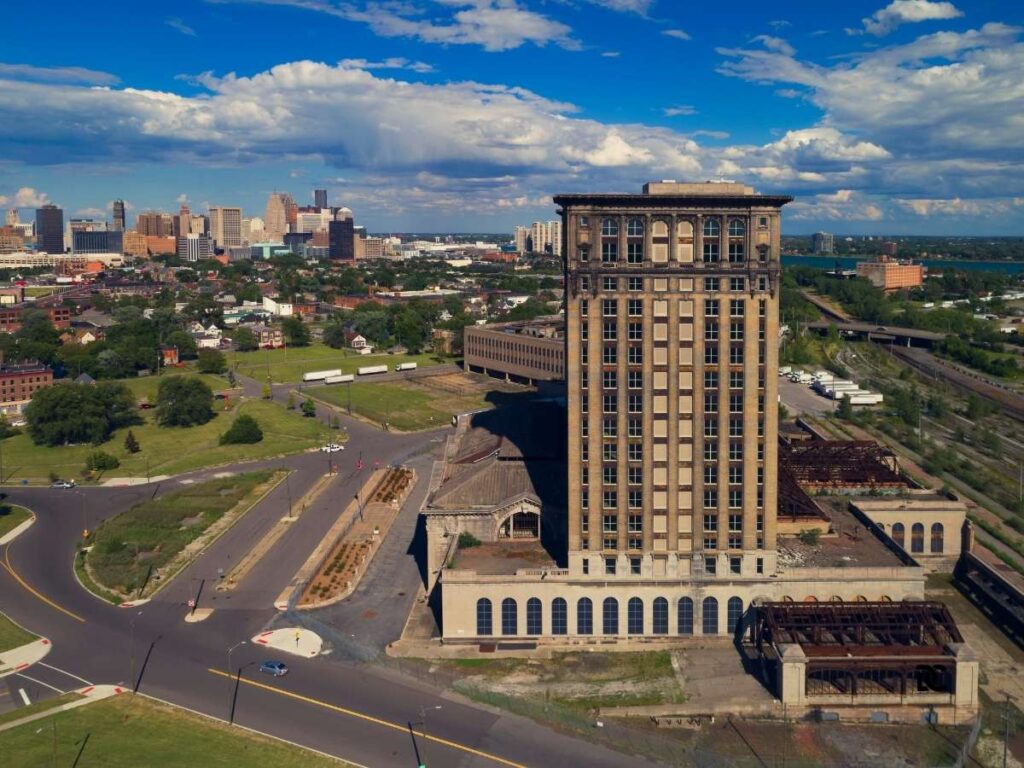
[6,209,19,227]
[264,193,292,241]
[35,204,64,254]
[136,212,175,237]
[112,200,126,232]
[328,218,354,261]
[811,232,834,255]
[175,204,191,238]
[177,233,213,262]
[314,188,328,209]
[209,207,243,249]
[556,181,791,580]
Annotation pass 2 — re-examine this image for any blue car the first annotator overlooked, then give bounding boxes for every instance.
[259,660,289,677]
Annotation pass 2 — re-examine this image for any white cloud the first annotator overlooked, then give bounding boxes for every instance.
[788,189,886,221]
[224,0,578,52]
[750,35,795,56]
[166,17,197,36]
[663,105,697,117]
[662,29,691,41]
[850,0,964,37]
[176,193,189,205]
[13,187,49,207]
[601,51,621,58]
[584,0,654,14]
[0,63,118,85]
[896,197,1024,217]
[339,58,435,73]
[76,207,107,218]
[0,195,8,206]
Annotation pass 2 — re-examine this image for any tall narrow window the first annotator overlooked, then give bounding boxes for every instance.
[727,597,743,634]
[603,597,619,635]
[501,598,518,636]
[577,597,593,635]
[627,597,644,635]
[678,597,694,635]
[476,598,492,636]
[702,597,719,635]
[526,597,542,635]
[653,597,669,635]
[552,598,567,635]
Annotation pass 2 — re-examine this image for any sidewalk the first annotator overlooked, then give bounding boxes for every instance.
[0,684,125,734]
[0,637,51,678]
[251,628,323,658]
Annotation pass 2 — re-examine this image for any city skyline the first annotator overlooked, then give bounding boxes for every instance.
[1,0,1023,234]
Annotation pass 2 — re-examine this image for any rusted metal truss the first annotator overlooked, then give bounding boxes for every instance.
[781,440,905,489]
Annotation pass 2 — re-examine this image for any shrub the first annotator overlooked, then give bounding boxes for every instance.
[798,528,822,546]
[124,430,140,454]
[458,531,482,548]
[219,414,264,445]
[86,451,121,471]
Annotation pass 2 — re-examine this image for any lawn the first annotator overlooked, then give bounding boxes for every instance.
[226,342,451,384]
[117,372,233,404]
[0,694,351,767]
[0,504,31,538]
[86,470,276,595]
[0,611,37,654]
[0,394,326,482]
[315,379,491,431]
[0,693,81,727]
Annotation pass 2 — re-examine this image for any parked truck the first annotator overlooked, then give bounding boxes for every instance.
[302,369,342,383]
[357,365,388,376]
[324,374,355,385]
[395,362,418,372]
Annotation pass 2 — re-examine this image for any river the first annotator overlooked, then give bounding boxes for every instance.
[782,254,1024,275]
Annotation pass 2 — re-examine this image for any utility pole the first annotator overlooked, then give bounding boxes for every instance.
[227,640,247,725]
[129,610,143,692]
[1003,693,1015,768]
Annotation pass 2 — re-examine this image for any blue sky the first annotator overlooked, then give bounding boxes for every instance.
[1,0,1022,234]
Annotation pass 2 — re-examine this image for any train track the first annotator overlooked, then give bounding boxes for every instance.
[891,346,1024,422]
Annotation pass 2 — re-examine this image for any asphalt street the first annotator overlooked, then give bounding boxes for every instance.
[0,374,651,767]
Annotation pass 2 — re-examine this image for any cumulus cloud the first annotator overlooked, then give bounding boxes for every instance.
[787,189,886,221]
[76,207,107,218]
[13,187,50,207]
[897,197,1024,217]
[222,0,578,52]
[850,0,964,37]
[663,105,697,117]
[584,0,654,14]
[166,17,197,36]
[0,63,118,85]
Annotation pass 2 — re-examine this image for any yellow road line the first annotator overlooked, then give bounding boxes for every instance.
[207,668,527,768]
[1,546,86,623]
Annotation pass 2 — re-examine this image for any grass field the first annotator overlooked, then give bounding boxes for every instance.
[117,372,233,403]
[226,342,451,384]
[0,504,31,538]
[86,470,276,595]
[0,612,37,653]
[0,693,81,727]
[0,394,326,482]
[315,379,492,431]
[0,694,350,767]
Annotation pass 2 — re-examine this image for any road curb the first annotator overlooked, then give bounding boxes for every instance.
[0,506,36,545]
[0,636,51,678]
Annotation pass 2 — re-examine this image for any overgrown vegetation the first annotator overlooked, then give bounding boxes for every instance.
[25,381,141,446]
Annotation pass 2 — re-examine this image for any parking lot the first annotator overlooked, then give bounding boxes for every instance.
[779,376,835,416]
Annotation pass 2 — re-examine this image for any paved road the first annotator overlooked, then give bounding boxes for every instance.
[0,380,648,767]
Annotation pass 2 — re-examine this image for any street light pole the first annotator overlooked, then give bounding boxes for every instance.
[414,705,442,768]
[129,610,143,692]
[227,640,247,724]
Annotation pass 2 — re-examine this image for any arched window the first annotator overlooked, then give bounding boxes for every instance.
[911,523,925,553]
[892,523,905,550]
[501,598,517,636]
[653,597,669,635]
[601,218,619,237]
[627,597,644,635]
[728,219,746,237]
[931,523,944,553]
[526,598,542,635]
[702,597,719,635]
[678,597,694,635]
[476,598,492,636]
[677,221,694,238]
[626,218,644,237]
[703,219,720,238]
[577,597,593,635]
[727,597,743,634]
[603,597,619,635]
[552,598,567,635]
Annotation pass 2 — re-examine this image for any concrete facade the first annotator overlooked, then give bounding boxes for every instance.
[463,318,565,384]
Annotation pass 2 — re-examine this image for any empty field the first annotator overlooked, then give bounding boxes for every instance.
[226,342,451,384]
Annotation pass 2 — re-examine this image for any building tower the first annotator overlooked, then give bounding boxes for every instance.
[209,206,243,249]
[314,188,328,209]
[811,232,834,255]
[555,182,791,583]
[112,200,126,232]
[35,204,64,254]
[264,193,290,242]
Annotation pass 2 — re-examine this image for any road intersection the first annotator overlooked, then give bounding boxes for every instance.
[0,377,646,767]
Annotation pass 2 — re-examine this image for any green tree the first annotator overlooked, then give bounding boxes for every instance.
[322,322,348,349]
[232,326,258,352]
[282,316,311,347]
[287,392,296,410]
[837,394,854,420]
[123,430,140,454]
[262,383,272,399]
[301,398,316,418]
[219,414,263,445]
[155,376,214,427]
[197,348,227,374]
[25,382,140,446]
[165,330,198,360]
